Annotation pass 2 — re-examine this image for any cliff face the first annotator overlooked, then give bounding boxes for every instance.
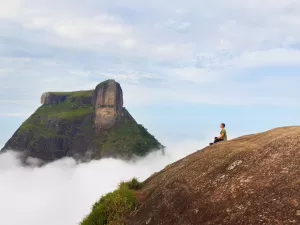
[2,80,162,162]
[41,91,93,105]
[92,80,124,135]
[125,127,300,225]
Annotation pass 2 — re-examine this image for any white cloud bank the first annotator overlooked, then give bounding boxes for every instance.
[0,139,204,225]
[1,0,300,117]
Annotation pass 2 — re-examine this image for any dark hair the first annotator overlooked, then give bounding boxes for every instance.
[221,123,225,128]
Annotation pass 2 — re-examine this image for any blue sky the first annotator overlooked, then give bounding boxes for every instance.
[1,0,300,147]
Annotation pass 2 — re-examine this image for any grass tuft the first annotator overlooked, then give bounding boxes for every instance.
[80,178,143,225]
[119,178,143,190]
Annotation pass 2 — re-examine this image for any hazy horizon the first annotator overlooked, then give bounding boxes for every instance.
[1,0,300,224]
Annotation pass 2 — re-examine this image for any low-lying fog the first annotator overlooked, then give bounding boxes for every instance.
[0,138,207,225]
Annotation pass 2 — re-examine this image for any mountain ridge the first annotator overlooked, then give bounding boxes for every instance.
[1,80,163,163]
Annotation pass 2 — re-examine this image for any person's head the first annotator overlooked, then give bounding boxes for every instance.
[220,123,225,129]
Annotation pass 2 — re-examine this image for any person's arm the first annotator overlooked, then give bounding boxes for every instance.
[218,131,225,139]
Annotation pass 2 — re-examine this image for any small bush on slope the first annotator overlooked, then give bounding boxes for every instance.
[80,178,143,225]
[120,178,143,190]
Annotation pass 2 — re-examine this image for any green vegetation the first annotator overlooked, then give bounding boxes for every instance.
[36,105,93,120]
[7,87,162,160]
[80,178,143,225]
[17,90,94,139]
[120,178,143,190]
[99,111,161,158]
[39,90,94,120]
[95,80,110,89]
[49,90,93,98]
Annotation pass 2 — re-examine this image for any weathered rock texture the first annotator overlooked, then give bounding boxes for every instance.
[41,93,66,105]
[92,80,124,135]
[1,80,162,163]
[41,91,93,105]
[126,127,300,225]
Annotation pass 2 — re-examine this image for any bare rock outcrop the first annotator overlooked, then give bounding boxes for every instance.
[92,80,124,135]
[41,92,68,105]
[128,126,300,225]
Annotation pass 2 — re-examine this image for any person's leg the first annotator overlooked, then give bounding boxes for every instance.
[214,138,224,143]
[210,137,218,145]
[210,138,224,146]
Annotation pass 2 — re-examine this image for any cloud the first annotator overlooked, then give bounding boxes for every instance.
[1,0,300,133]
[2,0,300,69]
[0,139,204,225]
[0,112,31,118]
[0,100,36,105]
[0,0,20,19]
[122,76,300,108]
[151,43,193,61]
[223,48,300,69]
[1,1,300,223]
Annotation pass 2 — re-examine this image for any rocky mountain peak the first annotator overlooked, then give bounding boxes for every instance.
[2,79,162,163]
[92,80,124,134]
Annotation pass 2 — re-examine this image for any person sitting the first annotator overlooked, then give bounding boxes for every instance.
[210,123,227,145]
